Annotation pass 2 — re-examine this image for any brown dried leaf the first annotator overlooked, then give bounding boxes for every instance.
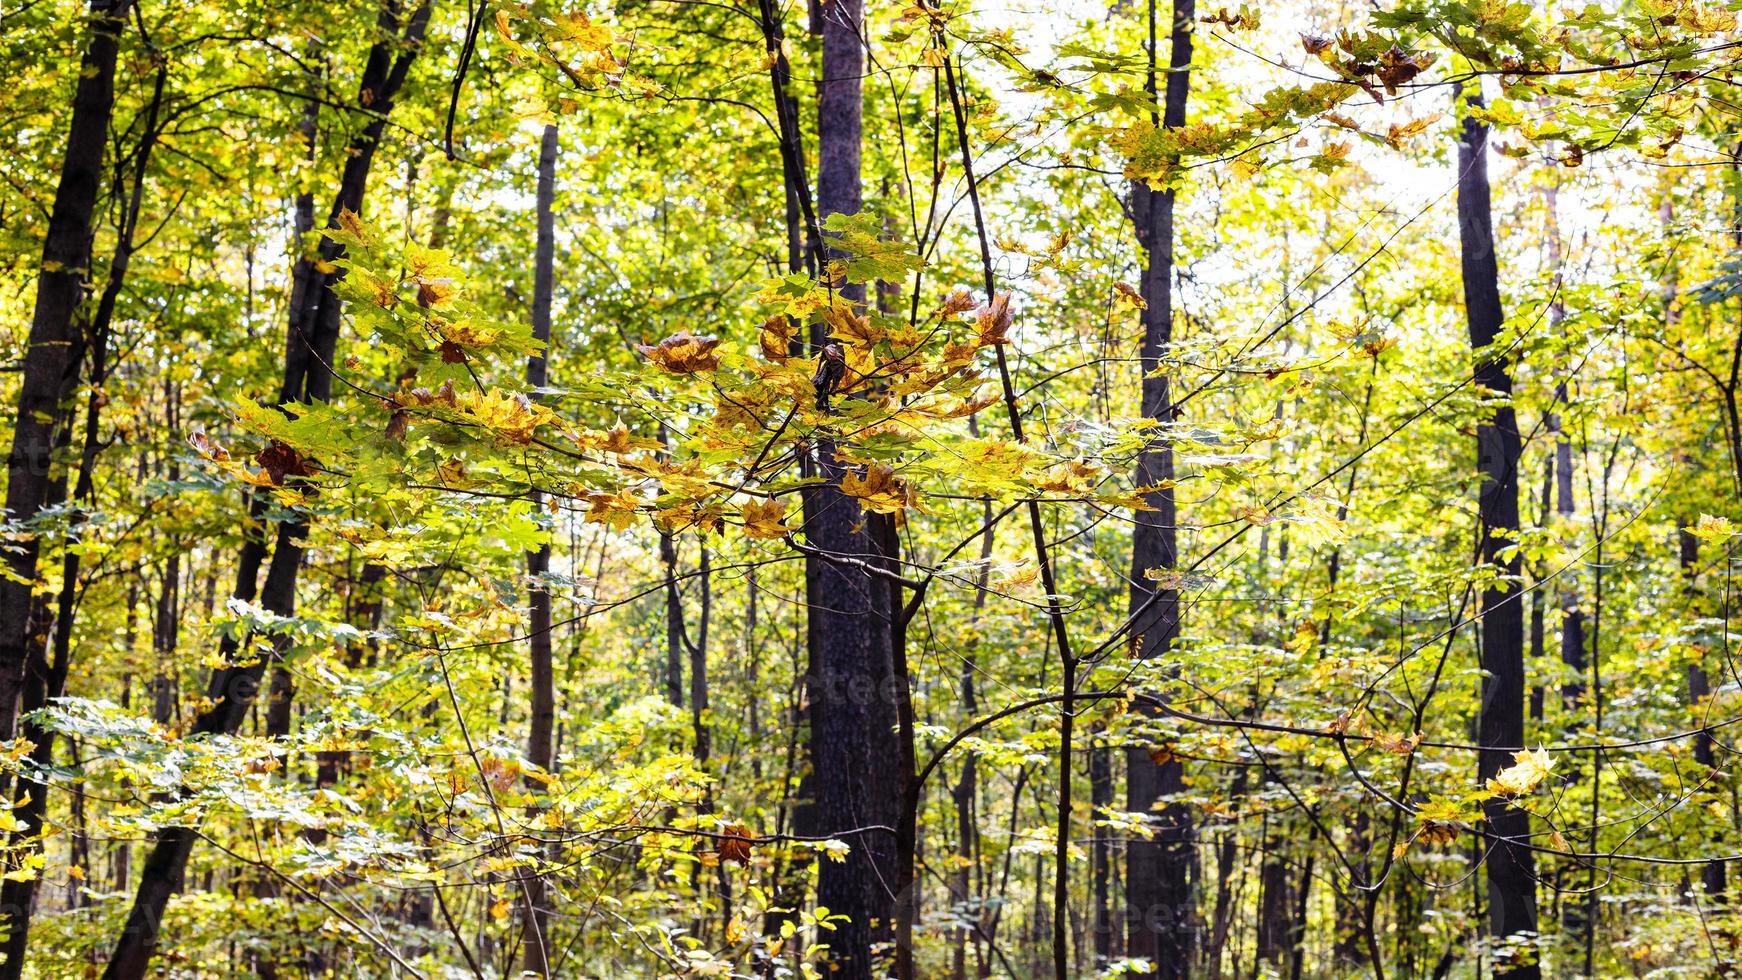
[637,330,722,374]
[718,824,755,864]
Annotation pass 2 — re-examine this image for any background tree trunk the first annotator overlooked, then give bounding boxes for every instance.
[101,8,431,976]
[1458,94,1540,980]
[1125,0,1195,974]
[803,0,902,972]
[521,120,559,980]
[0,0,135,744]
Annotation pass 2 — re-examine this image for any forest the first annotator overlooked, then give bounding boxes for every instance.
[3,0,1741,976]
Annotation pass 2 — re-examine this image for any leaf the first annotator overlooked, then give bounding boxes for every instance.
[821,306,881,348]
[820,211,924,283]
[1385,113,1440,149]
[975,292,1015,346]
[741,498,789,539]
[1688,514,1735,542]
[759,315,795,362]
[637,331,722,374]
[717,824,755,864]
[254,442,316,486]
[1486,747,1555,796]
[549,11,614,49]
[584,490,641,532]
[1373,731,1422,755]
[839,464,912,515]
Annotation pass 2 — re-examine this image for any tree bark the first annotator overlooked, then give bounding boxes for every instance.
[102,8,430,976]
[1125,0,1195,974]
[803,0,902,973]
[0,0,135,743]
[1458,95,1540,980]
[521,121,559,979]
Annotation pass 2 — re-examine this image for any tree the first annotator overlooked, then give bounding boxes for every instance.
[1458,93,1540,979]
[1125,0,1195,974]
[0,0,135,745]
[102,6,431,975]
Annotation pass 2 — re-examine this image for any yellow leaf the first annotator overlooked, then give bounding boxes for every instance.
[1385,114,1441,149]
[839,464,912,515]
[1486,747,1555,796]
[741,498,789,539]
[584,490,641,532]
[1689,514,1735,542]
[759,315,794,363]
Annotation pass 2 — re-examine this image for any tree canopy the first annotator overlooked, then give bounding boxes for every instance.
[3,0,1742,976]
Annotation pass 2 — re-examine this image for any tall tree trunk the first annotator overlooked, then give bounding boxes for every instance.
[1458,94,1540,980]
[804,0,902,973]
[0,0,134,743]
[660,528,685,710]
[1256,809,1292,968]
[1089,730,1112,967]
[0,52,164,977]
[102,9,431,976]
[521,121,559,979]
[1125,0,1195,974]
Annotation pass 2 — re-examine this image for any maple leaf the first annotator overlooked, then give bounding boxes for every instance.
[255,442,316,486]
[759,315,794,363]
[1385,114,1440,149]
[1372,731,1422,755]
[1689,514,1735,542]
[601,424,658,454]
[456,389,553,445]
[822,306,880,348]
[331,207,372,247]
[550,11,614,49]
[741,498,789,539]
[637,331,722,374]
[939,289,977,317]
[840,464,912,515]
[1374,46,1432,96]
[417,279,456,308]
[584,490,641,532]
[1486,747,1555,796]
[975,292,1014,346]
[1036,461,1103,493]
[819,211,924,283]
[1113,282,1146,309]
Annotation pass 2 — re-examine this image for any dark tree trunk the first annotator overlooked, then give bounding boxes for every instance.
[1458,96,1540,980]
[102,9,430,977]
[1680,524,1726,902]
[1256,815,1292,968]
[0,51,165,977]
[803,0,902,973]
[1125,0,1195,974]
[521,121,559,979]
[0,0,134,743]
[1089,733,1112,966]
[660,528,685,709]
